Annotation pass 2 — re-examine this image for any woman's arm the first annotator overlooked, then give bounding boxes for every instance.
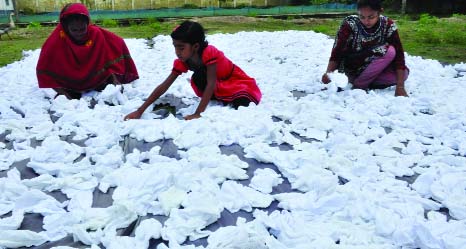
[322,20,351,84]
[322,60,339,84]
[124,72,178,120]
[395,69,408,97]
[184,63,217,120]
[386,21,408,97]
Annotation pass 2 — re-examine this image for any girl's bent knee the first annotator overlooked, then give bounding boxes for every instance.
[385,45,396,60]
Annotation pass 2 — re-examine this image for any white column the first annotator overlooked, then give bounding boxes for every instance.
[112,0,115,11]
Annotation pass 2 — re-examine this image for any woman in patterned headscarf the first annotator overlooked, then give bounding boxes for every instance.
[322,0,409,97]
[36,3,139,99]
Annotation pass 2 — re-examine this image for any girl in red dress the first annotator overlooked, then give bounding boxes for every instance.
[125,21,262,121]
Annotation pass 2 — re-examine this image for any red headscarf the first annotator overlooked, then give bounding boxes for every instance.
[36,3,139,91]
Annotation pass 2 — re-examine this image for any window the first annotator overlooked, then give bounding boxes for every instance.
[6,0,10,6]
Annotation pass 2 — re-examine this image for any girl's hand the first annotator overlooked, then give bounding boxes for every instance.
[184,113,201,120]
[124,110,142,121]
[322,73,331,84]
[395,86,409,97]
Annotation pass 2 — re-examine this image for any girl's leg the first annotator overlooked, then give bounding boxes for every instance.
[370,67,409,89]
[54,88,82,99]
[353,45,396,90]
[231,97,251,109]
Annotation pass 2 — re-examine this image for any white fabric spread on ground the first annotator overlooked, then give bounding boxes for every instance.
[1,31,466,249]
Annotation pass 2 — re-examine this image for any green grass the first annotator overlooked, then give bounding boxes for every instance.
[0,25,54,66]
[1,14,466,67]
[396,14,466,64]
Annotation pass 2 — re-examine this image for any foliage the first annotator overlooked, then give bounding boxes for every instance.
[127,19,138,26]
[415,14,441,44]
[0,26,53,67]
[144,17,160,25]
[181,4,199,9]
[415,27,441,44]
[26,22,41,29]
[444,30,466,45]
[101,19,118,28]
[247,11,259,17]
[149,20,163,33]
[309,0,329,4]
[413,13,466,45]
[452,13,466,20]
[312,24,337,34]
[418,13,438,25]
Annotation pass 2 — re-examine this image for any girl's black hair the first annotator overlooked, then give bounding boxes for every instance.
[357,0,383,11]
[170,21,208,51]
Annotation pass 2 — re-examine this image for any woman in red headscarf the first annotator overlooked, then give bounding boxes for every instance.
[36,3,139,99]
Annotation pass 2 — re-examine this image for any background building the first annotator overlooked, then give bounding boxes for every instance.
[0,0,14,12]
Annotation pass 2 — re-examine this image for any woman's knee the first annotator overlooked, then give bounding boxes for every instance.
[384,45,396,60]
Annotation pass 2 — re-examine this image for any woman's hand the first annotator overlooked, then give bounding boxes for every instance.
[321,73,331,84]
[184,113,201,120]
[124,110,142,121]
[395,86,408,97]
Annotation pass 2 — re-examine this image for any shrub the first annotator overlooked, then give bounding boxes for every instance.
[150,21,163,33]
[418,13,438,25]
[247,11,259,17]
[313,25,333,34]
[443,29,466,45]
[416,27,441,44]
[310,0,330,4]
[415,13,441,44]
[452,13,466,20]
[26,22,41,29]
[144,17,159,25]
[128,19,138,26]
[181,4,199,9]
[101,19,118,28]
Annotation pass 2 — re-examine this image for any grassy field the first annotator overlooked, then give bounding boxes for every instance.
[1,14,465,67]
